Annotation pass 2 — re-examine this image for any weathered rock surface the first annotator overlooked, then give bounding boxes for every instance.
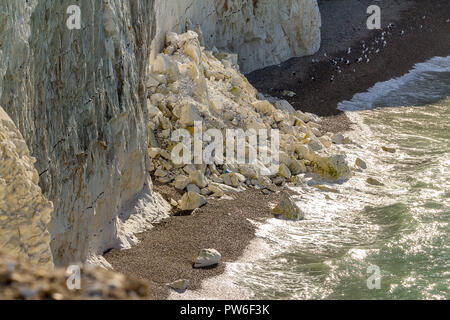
[147,30,352,200]
[0,107,54,268]
[166,279,190,293]
[313,154,352,180]
[367,177,384,186]
[0,0,170,266]
[180,192,207,211]
[193,249,221,268]
[0,250,151,300]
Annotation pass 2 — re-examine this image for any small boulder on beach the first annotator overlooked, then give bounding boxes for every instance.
[193,249,222,268]
[355,158,367,170]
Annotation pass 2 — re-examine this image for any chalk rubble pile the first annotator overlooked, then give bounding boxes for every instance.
[145,31,352,210]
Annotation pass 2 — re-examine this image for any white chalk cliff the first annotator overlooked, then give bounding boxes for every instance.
[0,0,321,266]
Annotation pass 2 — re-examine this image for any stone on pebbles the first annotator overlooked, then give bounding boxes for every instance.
[179,192,207,211]
[208,182,240,197]
[193,249,222,268]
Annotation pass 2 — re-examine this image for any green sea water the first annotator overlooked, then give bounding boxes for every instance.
[224,56,449,300]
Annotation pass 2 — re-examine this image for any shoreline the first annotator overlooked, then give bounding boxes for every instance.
[104,0,450,300]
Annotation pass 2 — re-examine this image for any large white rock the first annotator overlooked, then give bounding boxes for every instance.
[193,249,222,268]
[288,159,307,175]
[272,192,304,221]
[221,172,238,188]
[179,103,203,127]
[277,164,292,179]
[253,100,275,116]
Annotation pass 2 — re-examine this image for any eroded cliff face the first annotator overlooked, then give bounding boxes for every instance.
[152,0,321,73]
[0,0,321,266]
[0,0,171,267]
[0,107,53,269]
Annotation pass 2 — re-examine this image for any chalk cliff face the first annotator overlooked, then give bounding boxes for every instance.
[0,0,171,267]
[152,0,321,73]
[0,0,321,266]
[0,107,53,269]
